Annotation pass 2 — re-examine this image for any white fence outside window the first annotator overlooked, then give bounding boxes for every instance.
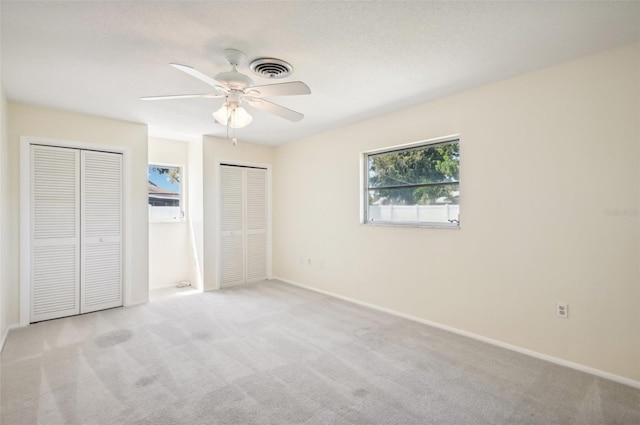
[149,205,182,221]
[368,204,459,223]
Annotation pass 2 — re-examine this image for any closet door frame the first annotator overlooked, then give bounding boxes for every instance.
[19,136,132,327]
[215,159,272,289]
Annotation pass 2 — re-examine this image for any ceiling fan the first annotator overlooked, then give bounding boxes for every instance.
[142,49,311,130]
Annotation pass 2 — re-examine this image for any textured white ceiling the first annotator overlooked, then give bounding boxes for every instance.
[2,1,639,145]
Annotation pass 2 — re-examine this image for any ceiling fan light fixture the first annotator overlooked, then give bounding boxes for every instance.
[144,50,310,129]
[213,104,253,128]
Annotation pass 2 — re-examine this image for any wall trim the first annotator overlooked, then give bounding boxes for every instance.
[214,159,273,290]
[149,282,193,291]
[124,299,148,308]
[19,136,133,326]
[274,276,640,390]
[0,324,23,354]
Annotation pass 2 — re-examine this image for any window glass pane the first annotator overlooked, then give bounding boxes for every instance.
[148,165,182,220]
[367,184,459,224]
[368,142,459,188]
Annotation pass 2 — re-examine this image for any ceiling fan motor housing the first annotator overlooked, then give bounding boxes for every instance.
[214,70,254,90]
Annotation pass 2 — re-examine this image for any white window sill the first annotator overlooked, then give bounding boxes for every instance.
[362,221,460,229]
[149,219,186,224]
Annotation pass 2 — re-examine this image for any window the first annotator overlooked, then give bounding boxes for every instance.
[363,138,460,227]
[148,165,183,221]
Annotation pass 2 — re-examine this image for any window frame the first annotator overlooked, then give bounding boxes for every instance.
[361,136,460,229]
[148,163,185,223]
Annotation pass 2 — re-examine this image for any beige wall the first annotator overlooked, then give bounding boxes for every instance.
[0,88,10,346]
[202,136,275,290]
[7,103,149,325]
[187,138,204,289]
[273,43,640,381]
[637,48,640,377]
[148,138,193,290]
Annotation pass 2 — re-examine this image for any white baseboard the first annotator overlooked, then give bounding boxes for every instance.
[274,276,640,390]
[149,281,193,291]
[1,324,23,354]
[125,299,149,308]
[149,283,177,291]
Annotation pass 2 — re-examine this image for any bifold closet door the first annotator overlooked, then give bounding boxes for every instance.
[31,145,81,322]
[245,168,267,283]
[30,145,123,322]
[220,166,245,286]
[80,150,123,313]
[220,166,267,287]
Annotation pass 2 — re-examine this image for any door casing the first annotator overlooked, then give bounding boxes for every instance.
[215,159,272,290]
[19,136,132,327]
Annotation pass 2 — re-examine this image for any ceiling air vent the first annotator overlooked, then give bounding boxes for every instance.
[249,58,293,79]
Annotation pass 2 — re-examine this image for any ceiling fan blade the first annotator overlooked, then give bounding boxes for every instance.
[245,81,311,98]
[246,98,304,122]
[140,93,223,101]
[170,63,227,92]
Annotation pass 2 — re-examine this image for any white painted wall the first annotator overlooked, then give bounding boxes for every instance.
[273,43,640,382]
[0,87,10,348]
[202,136,275,290]
[148,137,193,290]
[7,103,149,326]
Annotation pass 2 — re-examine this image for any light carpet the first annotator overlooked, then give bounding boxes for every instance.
[1,280,638,424]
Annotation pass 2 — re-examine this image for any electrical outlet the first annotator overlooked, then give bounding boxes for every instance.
[307,258,312,266]
[319,260,325,271]
[556,302,568,319]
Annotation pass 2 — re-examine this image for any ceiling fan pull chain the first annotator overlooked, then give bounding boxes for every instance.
[225,96,231,140]
[232,109,238,146]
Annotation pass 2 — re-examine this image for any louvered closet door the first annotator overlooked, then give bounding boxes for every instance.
[80,150,123,313]
[245,168,267,282]
[31,145,81,322]
[220,166,245,287]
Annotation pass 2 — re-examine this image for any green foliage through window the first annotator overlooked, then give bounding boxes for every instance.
[148,165,183,220]
[365,139,460,225]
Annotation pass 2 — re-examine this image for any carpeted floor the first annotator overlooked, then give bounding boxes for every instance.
[1,280,638,424]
